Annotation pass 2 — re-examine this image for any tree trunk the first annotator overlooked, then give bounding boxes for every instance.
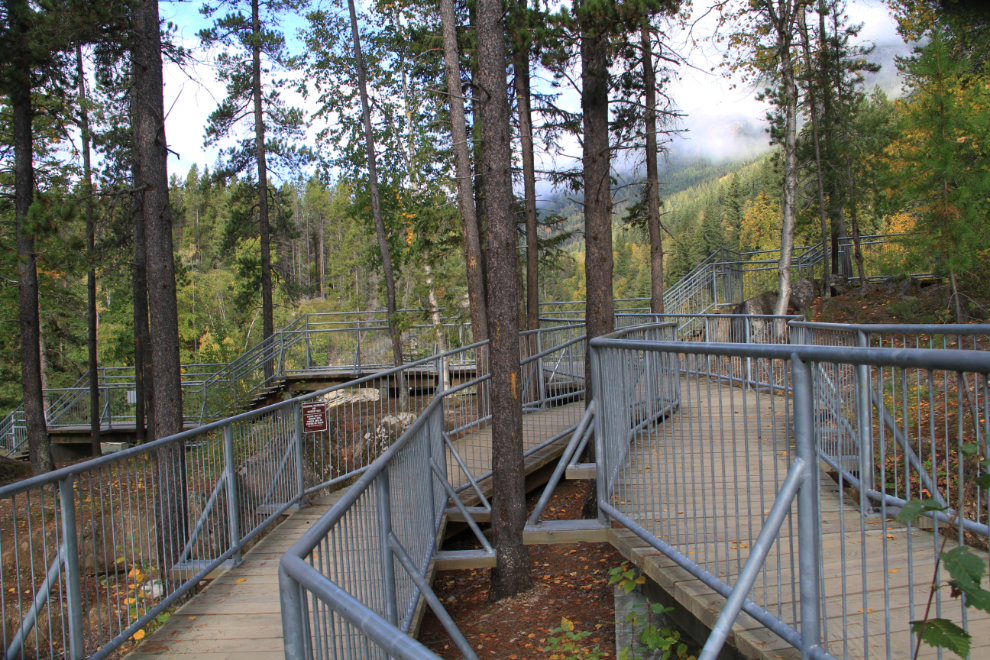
[77,46,102,457]
[425,264,450,390]
[131,79,149,444]
[134,0,186,580]
[774,23,797,317]
[346,0,405,388]
[512,6,539,333]
[469,0,487,302]
[797,5,830,297]
[252,0,276,380]
[846,159,867,288]
[319,214,325,299]
[581,20,614,356]
[641,20,664,315]
[12,39,53,475]
[477,0,532,601]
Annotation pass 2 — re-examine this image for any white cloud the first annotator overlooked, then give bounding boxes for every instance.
[158,0,910,186]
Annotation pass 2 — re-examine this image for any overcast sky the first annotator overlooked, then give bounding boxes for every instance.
[158,0,910,184]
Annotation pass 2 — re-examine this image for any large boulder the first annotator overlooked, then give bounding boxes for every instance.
[731,290,778,316]
[789,277,818,311]
[829,274,851,296]
[324,387,381,409]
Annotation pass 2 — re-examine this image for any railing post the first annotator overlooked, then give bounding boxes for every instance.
[277,333,287,378]
[376,469,399,626]
[536,330,547,409]
[791,355,822,660]
[856,331,875,502]
[103,386,111,429]
[355,328,361,374]
[59,476,85,660]
[278,564,309,660]
[744,320,753,388]
[223,424,242,564]
[293,402,306,506]
[590,343,608,527]
[305,316,312,371]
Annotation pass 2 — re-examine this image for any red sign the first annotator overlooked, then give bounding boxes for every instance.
[301,402,328,433]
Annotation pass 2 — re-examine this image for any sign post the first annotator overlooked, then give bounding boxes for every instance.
[301,401,328,434]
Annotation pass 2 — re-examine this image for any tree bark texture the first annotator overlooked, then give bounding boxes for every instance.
[11,28,53,475]
[797,5,829,296]
[774,6,798,317]
[347,0,404,375]
[134,0,187,578]
[252,0,276,381]
[134,0,182,440]
[641,20,664,314]
[132,135,153,443]
[78,47,102,457]
[439,0,488,341]
[512,10,539,333]
[581,23,614,354]
[477,0,532,601]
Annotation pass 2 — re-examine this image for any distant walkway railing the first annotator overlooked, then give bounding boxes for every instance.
[1,232,922,459]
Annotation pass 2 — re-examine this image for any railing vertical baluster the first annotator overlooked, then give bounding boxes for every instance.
[59,476,85,660]
[294,402,305,505]
[223,424,242,564]
[792,355,822,660]
[856,330,875,499]
[376,470,398,626]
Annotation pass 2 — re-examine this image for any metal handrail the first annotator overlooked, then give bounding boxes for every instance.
[590,331,990,660]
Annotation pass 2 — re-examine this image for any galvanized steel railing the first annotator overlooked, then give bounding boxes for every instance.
[277,325,590,660]
[590,322,990,659]
[1,366,226,458]
[0,322,587,660]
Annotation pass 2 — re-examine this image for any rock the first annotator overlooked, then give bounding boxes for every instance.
[324,387,381,408]
[829,274,850,296]
[359,412,418,455]
[142,579,164,598]
[3,602,63,653]
[1,526,60,573]
[789,277,818,310]
[731,290,778,316]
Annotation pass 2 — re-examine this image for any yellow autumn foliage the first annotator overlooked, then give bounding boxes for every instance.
[739,192,781,253]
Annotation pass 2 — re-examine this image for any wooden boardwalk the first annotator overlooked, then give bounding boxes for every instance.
[609,377,990,660]
[125,402,582,659]
[125,372,990,660]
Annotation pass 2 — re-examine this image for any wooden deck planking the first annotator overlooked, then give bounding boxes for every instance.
[125,401,581,659]
[609,377,990,660]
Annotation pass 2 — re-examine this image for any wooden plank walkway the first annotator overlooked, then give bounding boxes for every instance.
[609,376,990,660]
[125,402,582,659]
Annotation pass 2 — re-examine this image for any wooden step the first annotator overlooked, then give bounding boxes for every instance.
[566,462,596,480]
[445,507,490,523]
[435,549,497,571]
[523,519,610,545]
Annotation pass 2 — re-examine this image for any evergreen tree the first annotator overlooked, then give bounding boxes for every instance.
[199,0,309,369]
[891,26,990,314]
